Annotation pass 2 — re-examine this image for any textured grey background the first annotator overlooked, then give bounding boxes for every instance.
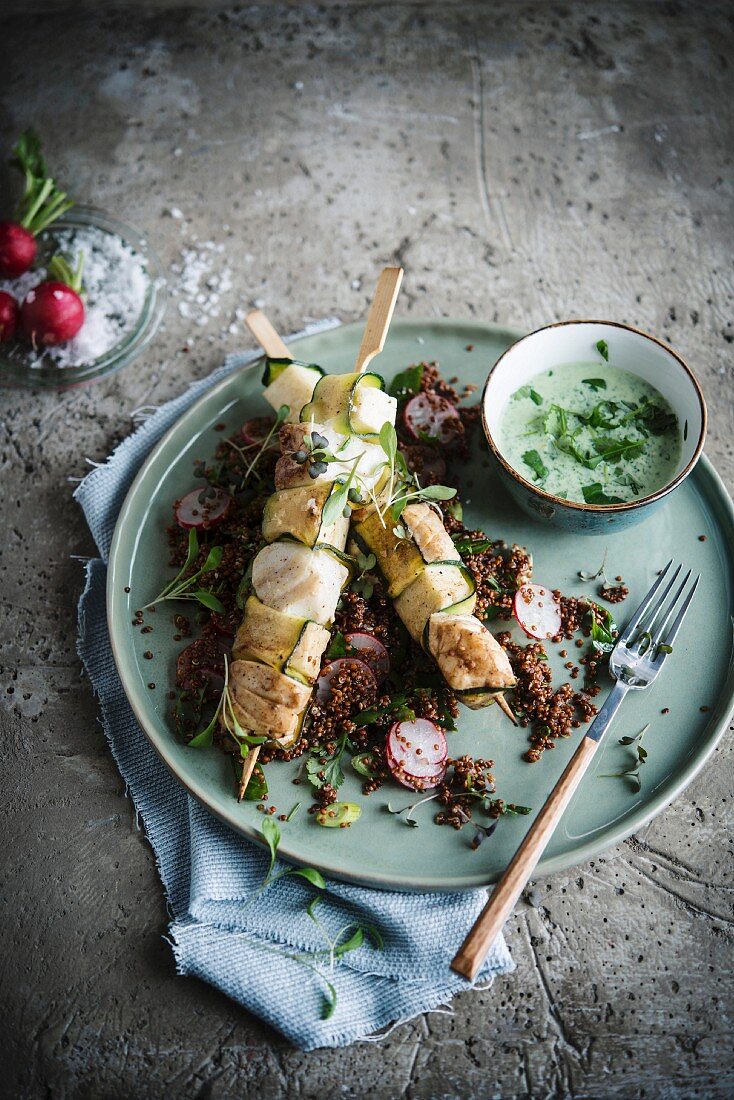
[1,2,733,1098]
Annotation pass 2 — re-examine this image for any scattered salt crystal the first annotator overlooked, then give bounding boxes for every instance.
[174,148,182,157]
[0,224,150,369]
[294,81,304,90]
[169,207,184,220]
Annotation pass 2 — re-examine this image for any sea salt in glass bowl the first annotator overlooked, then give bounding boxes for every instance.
[481,320,707,533]
[0,205,167,389]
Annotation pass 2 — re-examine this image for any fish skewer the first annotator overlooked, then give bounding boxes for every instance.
[232,270,404,797]
[248,286,517,727]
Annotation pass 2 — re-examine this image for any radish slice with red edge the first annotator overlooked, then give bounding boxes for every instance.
[387,718,447,786]
[403,392,463,445]
[344,632,389,684]
[316,657,377,703]
[386,732,448,791]
[175,487,232,529]
[241,416,276,446]
[513,582,562,640]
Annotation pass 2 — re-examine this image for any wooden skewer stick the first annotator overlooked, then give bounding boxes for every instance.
[354,267,404,374]
[495,693,517,725]
[238,744,261,802]
[245,309,291,359]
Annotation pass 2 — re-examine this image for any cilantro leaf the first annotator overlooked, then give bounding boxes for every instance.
[582,378,607,391]
[596,339,609,361]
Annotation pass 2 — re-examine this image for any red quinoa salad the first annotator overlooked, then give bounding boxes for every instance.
[133,356,624,848]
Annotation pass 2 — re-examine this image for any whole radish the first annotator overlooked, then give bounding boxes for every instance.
[0,291,19,342]
[0,128,74,279]
[21,252,85,347]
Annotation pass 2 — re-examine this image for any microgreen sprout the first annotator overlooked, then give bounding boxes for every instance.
[598,723,650,792]
[242,404,289,482]
[351,551,377,600]
[578,548,610,584]
[144,528,224,613]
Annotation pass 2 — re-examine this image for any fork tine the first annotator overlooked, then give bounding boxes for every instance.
[656,575,700,653]
[619,560,673,644]
[638,563,683,638]
[651,569,691,647]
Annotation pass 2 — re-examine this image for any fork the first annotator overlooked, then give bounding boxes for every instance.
[450,560,700,981]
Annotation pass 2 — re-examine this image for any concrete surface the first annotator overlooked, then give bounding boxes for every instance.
[1,2,733,1097]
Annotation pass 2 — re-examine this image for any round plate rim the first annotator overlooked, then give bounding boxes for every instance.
[106,318,734,892]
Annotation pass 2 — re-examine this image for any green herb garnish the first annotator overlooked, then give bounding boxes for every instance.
[144,528,224,613]
[389,363,424,399]
[522,449,549,482]
[452,535,493,555]
[596,339,609,361]
[581,483,625,505]
[599,724,649,792]
[582,378,607,391]
[586,601,618,653]
[515,385,544,405]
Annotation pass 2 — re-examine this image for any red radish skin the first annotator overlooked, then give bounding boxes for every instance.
[0,221,36,278]
[386,741,447,791]
[241,416,276,446]
[401,443,447,485]
[403,392,464,446]
[176,642,224,697]
[343,632,390,684]
[0,291,19,341]
[21,282,85,347]
[513,582,562,640]
[386,719,448,790]
[316,657,377,703]
[175,487,232,529]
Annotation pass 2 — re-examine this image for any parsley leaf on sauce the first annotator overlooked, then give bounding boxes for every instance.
[581,483,625,505]
[522,449,549,481]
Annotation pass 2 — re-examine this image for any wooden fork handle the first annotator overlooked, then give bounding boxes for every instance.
[451,735,599,981]
[245,309,291,359]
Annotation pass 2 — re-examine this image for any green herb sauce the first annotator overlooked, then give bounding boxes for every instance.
[500,362,680,504]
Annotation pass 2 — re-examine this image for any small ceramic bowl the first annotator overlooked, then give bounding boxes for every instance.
[481,320,707,533]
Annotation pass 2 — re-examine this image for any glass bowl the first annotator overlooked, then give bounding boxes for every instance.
[0,205,167,389]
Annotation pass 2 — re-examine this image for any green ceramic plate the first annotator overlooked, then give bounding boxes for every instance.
[107,319,734,892]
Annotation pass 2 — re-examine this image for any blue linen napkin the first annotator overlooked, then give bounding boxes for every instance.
[74,321,514,1050]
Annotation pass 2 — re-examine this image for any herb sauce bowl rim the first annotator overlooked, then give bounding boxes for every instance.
[481,319,708,513]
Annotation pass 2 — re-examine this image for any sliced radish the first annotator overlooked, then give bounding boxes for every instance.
[241,416,275,446]
[316,657,377,703]
[513,582,562,640]
[387,719,447,780]
[401,443,447,485]
[386,731,447,791]
[403,392,463,446]
[344,632,390,684]
[175,487,232,529]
